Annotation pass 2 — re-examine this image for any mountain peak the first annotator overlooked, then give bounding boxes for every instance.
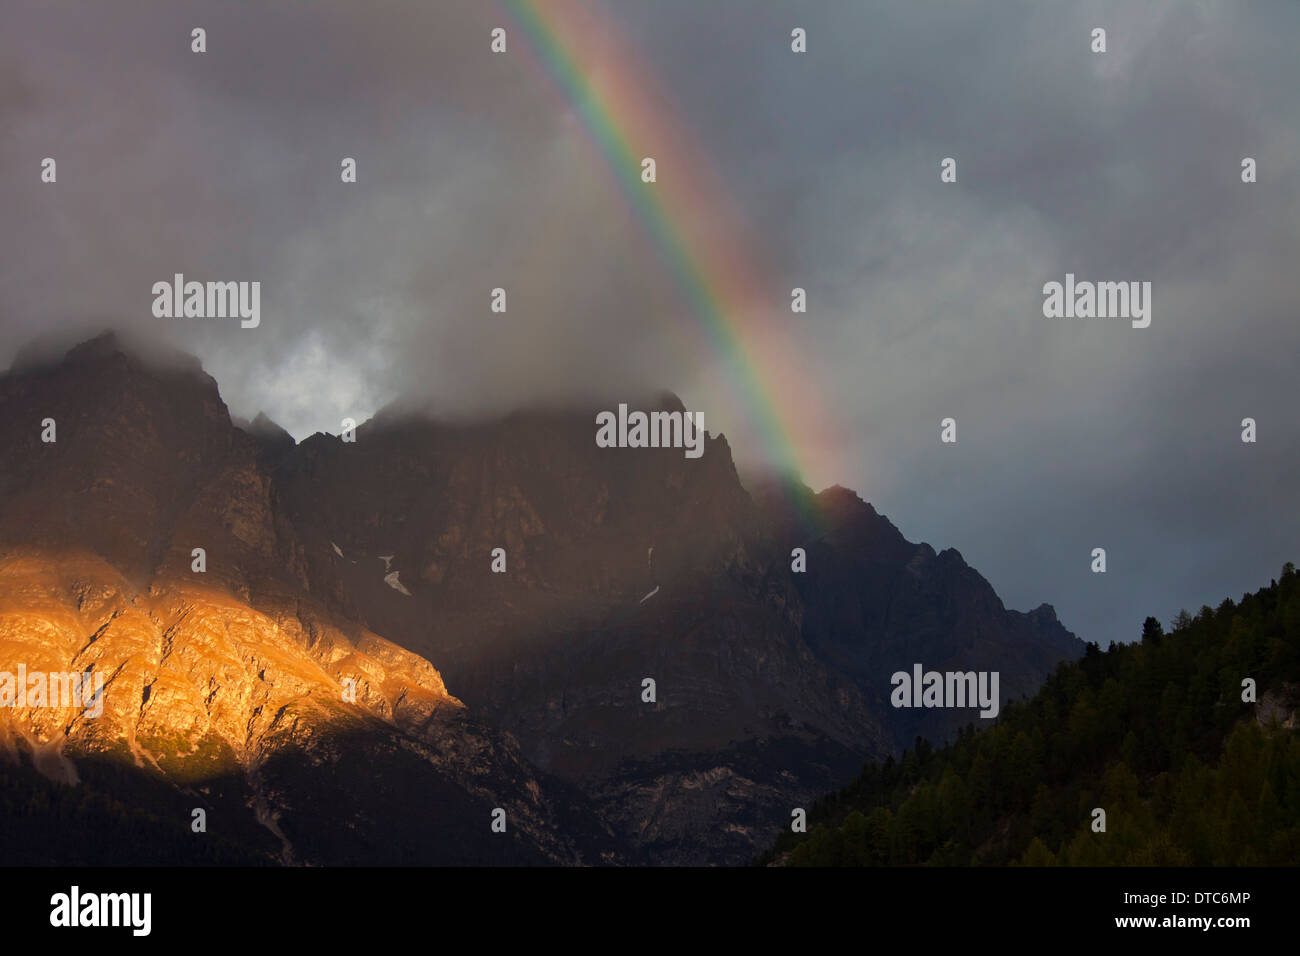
[10,328,208,384]
[244,410,294,444]
[63,329,125,363]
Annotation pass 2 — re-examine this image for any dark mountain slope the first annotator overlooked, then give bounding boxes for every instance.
[269,400,890,864]
[757,482,1083,749]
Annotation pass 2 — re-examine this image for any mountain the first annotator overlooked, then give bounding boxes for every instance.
[764,565,1300,866]
[0,332,1083,864]
[757,482,1083,749]
[0,333,621,865]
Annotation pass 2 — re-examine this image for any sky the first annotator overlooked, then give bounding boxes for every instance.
[2,0,1297,647]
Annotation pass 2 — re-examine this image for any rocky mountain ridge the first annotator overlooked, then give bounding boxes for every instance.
[0,332,1083,864]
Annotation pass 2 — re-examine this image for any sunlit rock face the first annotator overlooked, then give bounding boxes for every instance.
[0,333,1079,865]
[0,552,458,770]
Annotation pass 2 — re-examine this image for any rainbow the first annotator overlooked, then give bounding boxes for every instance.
[495,0,838,522]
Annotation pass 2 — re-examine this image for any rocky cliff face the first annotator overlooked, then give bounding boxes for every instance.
[260,398,889,864]
[0,333,1082,865]
[0,333,621,865]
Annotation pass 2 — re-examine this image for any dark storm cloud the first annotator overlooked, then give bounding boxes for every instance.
[1,0,1296,646]
[0,0,684,427]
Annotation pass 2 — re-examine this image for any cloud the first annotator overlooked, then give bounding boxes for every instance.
[1,0,1296,646]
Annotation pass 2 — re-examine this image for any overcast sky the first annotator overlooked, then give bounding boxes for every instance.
[2,0,1297,647]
